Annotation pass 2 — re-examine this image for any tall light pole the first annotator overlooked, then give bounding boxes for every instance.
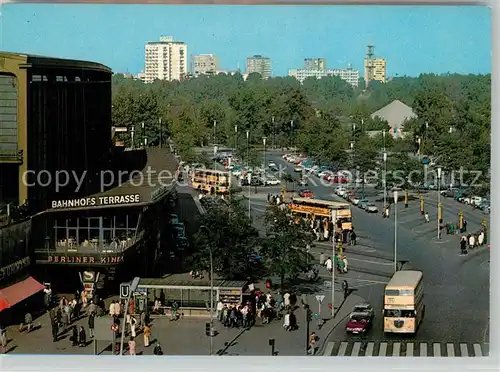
[331,236,336,318]
[272,116,275,149]
[200,226,214,355]
[159,118,162,148]
[131,125,135,149]
[437,167,442,240]
[213,120,217,145]
[393,190,398,273]
[290,120,294,149]
[246,130,251,219]
[119,277,140,355]
[234,125,238,153]
[383,151,387,211]
[213,121,217,170]
[141,122,145,148]
[262,137,267,170]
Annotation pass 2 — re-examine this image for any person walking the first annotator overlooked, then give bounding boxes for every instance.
[460,236,468,255]
[325,257,333,273]
[128,337,136,355]
[19,311,33,333]
[319,252,326,266]
[88,313,95,339]
[78,326,87,347]
[424,212,430,223]
[308,332,317,355]
[143,324,151,347]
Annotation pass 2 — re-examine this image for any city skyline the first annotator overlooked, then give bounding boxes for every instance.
[2,4,491,77]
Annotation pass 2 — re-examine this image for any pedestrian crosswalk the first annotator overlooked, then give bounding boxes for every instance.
[323,341,488,357]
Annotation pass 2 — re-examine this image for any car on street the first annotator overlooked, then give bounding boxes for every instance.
[298,189,313,198]
[463,195,484,206]
[365,203,378,213]
[356,199,368,209]
[268,161,277,168]
[294,165,303,172]
[265,177,281,186]
[441,188,458,198]
[345,304,374,334]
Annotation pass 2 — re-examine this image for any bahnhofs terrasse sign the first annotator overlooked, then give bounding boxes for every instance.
[51,194,141,209]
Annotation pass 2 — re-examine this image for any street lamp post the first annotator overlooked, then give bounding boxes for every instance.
[200,226,215,355]
[119,277,140,355]
[234,125,238,153]
[130,125,135,149]
[383,152,387,211]
[213,121,217,170]
[141,122,145,148]
[290,120,294,149]
[437,167,442,240]
[393,190,398,273]
[331,235,336,318]
[272,116,275,149]
[263,137,267,170]
[246,130,251,219]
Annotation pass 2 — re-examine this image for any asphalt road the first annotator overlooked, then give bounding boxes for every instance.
[254,151,490,345]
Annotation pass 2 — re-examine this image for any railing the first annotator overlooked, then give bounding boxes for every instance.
[52,232,143,254]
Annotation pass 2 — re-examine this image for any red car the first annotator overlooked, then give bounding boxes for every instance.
[332,176,349,183]
[299,189,313,198]
[345,304,374,334]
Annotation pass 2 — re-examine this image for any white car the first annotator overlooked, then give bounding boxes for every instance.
[335,186,346,195]
[365,203,378,213]
[265,177,281,186]
[268,161,277,168]
[294,166,303,172]
[464,196,483,205]
[352,198,360,206]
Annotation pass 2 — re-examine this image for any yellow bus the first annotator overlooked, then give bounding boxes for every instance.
[383,270,425,334]
[288,197,353,231]
[191,169,231,194]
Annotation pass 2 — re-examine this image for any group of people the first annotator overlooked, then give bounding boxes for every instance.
[322,253,348,274]
[460,229,487,255]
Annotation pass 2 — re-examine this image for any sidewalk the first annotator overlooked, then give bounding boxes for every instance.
[223,291,364,356]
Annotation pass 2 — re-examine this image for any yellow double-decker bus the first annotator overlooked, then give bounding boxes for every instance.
[191,169,231,194]
[288,197,353,231]
[383,270,425,334]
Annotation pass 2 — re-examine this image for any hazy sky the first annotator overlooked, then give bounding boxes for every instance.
[1,4,491,76]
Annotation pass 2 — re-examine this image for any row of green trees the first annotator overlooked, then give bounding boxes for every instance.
[188,196,313,290]
[112,71,491,187]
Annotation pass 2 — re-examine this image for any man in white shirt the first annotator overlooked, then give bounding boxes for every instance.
[325,257,333,273]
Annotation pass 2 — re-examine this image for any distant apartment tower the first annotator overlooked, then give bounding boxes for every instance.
[364,45,386,85]
[288,65,359,87]
[144,36,187,83]
[191,54,219,76]
[245,55,272,79]
[304,58,326,70]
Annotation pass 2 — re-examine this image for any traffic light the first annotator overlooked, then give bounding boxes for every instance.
[306,307,312,322]
[205,322,211,336]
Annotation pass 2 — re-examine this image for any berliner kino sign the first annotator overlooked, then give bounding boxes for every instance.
[51,194,141,209]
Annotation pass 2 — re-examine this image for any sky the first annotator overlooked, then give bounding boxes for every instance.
[0,4,491,77]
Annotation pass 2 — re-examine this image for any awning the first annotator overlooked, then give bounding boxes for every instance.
[0,276,45,312]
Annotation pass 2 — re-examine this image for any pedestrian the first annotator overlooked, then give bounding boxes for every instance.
[283,292,291,309]
[143,324,151,347]
[216,300,224,320]
[319,252,326,266]
[478,231,485,246]
[153,342,163,355]
[289,312,297,331]
[325,257,333,273]
[460,236,468,255]
[283,311,290,331]
[350,230,357,245]
[88,313,95,339]
[70,326,78,346]
[78,326,87,347]
[424,212,430,223]
[267,193,270,203]
[130,316,137,338]
[128,337,136,355]
[19,311,33,333]
[51,319,58,343]
[342,256,349,273]
[61,310,69,332]
[308,332,317,355]
[469,234,475,249]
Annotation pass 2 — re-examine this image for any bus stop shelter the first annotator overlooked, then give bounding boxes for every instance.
[132,273,247,317]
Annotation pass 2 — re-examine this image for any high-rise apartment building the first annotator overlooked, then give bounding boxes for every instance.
[144,36,187,83]
[304,58,326,70]
[364,45,386,85]
[288,66,359,87]
[245,55,272,79]
[191,54,219,76]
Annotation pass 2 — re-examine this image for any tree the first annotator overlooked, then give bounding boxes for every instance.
[190,198,260,280]
[260,205,314,291]
[352,134,378,197]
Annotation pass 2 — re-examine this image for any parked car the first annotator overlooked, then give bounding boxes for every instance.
[268,161,277,168]
[294,166,303,172]
[298,177,308,186]
[365,203,378,213]
[463,195,484,206]
[345,303,374,334]
[298,189,313,198]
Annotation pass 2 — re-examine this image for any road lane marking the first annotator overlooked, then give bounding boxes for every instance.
[348,257,393,266]
[365,342,374,356]
[447,343,455,357]
[352,342,361,356]
[407,343,413,356]
[473,344,482,357]
[460,343,468,357]
[420,343,427,357]
[338,342,348,356]
[433,343,441,357]
[378,342,387,356]
[324,342,335,356]
[392,342,401,357]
